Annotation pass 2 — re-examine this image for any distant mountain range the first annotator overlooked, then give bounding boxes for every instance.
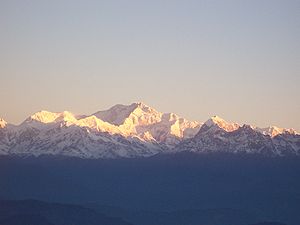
[0,102,299,158]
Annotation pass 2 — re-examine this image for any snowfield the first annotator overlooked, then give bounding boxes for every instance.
[0,102,299,158]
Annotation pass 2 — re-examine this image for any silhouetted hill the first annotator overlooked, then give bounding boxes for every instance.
[86,203,260,225]
[0,214,53,225]
[0,199,133,225]
[0,153,299,224]
[249,222,287,225]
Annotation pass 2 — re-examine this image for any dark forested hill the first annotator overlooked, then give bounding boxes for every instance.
[0,199,133,225]
[0,153,299,225]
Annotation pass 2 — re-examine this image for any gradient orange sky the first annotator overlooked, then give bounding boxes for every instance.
[0,0,299,130]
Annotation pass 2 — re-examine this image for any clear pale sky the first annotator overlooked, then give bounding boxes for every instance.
[0,0,299,130]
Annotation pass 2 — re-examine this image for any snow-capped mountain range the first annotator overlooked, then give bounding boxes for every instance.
[0,102,299,158]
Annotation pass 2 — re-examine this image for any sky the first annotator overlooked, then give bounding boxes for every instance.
[0,0,299,130]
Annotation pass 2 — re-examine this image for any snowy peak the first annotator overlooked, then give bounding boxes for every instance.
[93,102,200,143]
[234,124,263,136]
[162,113,180,122]
[134,101,160,114]
[202,116,297,138]
[121,103,162,129]
[0,102,299,158]
[15,103,200,145]
[76,115,121,134]
[24,110,77,125]
[94,102,161,127]
[93,103,136,126]
[203,116,240,132]
[256,126,298,137]
[0,118,7,128]
[120,103,200,142]
[178,118,300,156]
[26,110,59,123]
[21,110,122,135]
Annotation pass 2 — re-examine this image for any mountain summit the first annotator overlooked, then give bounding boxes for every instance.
[23,110,78,126]
[93,102,159,126]
[0,118,7,128]
[93,102,201,144]
[203,116,240,132]
[0,103,299,158]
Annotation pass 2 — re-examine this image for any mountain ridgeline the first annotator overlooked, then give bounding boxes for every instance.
[0,102,299,158]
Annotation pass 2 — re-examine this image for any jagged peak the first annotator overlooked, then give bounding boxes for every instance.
[93,104,135,126]
[78,115,113,126]
[133,101,148,107]
[25,110,77,124]
[256,125,298,137]
[205,115,224,124]
[131,102,160,114]
[0,118,7,128]
[93,102,161,126]
[162,113,180,122]
[138,131,156,141]
[27,110,59,123]
[100,102,151,113]
[76,115,121,134]
[204,115,240,132]
[240,124,256,131]
[56,111,77,123]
